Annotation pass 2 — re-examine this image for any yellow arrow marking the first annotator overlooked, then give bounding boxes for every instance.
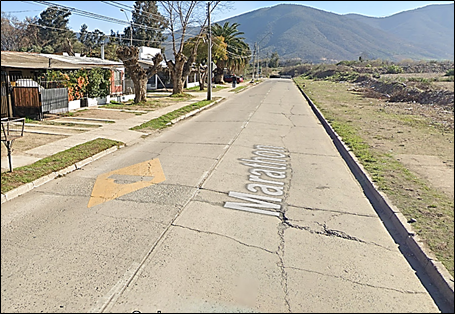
[88,158,166,208]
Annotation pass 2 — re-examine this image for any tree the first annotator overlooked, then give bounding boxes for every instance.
[1,11,21,51]
[1,11,31,51]
[116,46,163,103]
[268,52,279,68]
[37,6,75,53]
[123,1,168,47]
[156,1,223,95]
[211,22,251,83]
[79,24,106,57]
[183,34,227,90]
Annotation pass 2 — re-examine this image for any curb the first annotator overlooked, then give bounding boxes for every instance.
[295,83,454,309]
[169,97,225,125]
[1,145,123,204]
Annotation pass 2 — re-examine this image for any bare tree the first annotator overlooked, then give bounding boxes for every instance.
[1,12,28,51]
[157,1,223,95]
[116,46,163,103]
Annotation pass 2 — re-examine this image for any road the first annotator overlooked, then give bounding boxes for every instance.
[1,79,445,312]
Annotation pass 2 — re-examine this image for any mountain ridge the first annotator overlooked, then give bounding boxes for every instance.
[213,3,454,63]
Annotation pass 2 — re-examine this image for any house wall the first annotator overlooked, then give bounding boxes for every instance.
[110,69,123,95]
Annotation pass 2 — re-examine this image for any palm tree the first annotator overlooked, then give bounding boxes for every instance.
[211,22,251,83]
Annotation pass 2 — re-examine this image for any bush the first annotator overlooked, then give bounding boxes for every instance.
[42,45,54,54]
[42,68,111,100]
[86,68,111,98]
[445,69,454,76]
[386,65,403,74]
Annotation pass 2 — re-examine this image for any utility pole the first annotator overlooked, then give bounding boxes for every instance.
[256,42,260,79]
[120,9,133,46]
[207,2,212,100]
[255,32,272,80]
[251,42,256,82]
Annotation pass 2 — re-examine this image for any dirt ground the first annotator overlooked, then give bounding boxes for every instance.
[313,77,454,199]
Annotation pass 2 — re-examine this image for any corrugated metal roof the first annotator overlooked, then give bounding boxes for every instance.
[41,53,123,67]
[1,51,123,69]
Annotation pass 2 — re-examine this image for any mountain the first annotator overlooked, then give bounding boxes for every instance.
[345,3,454,61]
[212,3,454,63]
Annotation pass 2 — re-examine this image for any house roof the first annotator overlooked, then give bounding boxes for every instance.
[1,51,123,70]
[41,53,123,68]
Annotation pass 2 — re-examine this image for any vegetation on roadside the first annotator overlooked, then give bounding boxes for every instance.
[293,76,454,277]
[103,95,191,111]
[130,98,219,131]
[230,85,248,93]
[185,85,228,93]
[1,138,123,194]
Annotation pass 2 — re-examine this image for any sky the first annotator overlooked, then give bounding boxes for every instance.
[1,1,454,34]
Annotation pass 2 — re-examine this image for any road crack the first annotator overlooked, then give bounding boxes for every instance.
[171,224,276,255]
[287,266,428,295]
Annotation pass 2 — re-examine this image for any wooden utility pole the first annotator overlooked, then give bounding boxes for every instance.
[207,2,212,100]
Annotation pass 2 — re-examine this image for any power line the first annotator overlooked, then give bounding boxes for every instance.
[15,1,252,60]
[2,10,42,13]
[102,1,166,21]
[26,22,177,46]
[26,0,166,33]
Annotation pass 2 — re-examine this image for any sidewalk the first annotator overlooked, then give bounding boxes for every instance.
[1,85,244,172]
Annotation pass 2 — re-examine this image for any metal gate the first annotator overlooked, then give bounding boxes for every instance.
[41,88,69,114]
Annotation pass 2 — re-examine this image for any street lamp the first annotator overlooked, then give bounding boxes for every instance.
[120,9,133,46]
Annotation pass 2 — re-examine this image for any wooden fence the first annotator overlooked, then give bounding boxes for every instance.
[1,71,12,118]
[12,87,41,118]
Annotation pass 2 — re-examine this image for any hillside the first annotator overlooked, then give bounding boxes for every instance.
[214,3,454,63]
[345,3,454,61]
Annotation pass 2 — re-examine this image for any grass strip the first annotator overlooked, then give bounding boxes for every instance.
[130,98,219,131]
[185,85,228,93]
[230,86,248,93]
[1,138,123,194]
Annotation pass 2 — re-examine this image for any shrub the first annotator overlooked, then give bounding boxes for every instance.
[386,65,403,74]
[41,68,111,100]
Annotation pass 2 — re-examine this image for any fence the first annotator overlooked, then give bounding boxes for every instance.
[2,75,69,119]
[12,87,41,118]
[41,88,69,114]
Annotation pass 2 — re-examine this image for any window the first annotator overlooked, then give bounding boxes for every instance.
[114,70,122,87]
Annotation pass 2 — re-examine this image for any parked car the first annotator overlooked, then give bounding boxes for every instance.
[223,74,244,83]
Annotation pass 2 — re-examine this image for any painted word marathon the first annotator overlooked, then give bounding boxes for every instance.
[224,144,289,217]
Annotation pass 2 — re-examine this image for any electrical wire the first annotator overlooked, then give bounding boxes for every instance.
[17,1,253,61]
[26,0,166,32]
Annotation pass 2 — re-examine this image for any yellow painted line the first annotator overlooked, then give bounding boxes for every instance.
[88,159,166,208]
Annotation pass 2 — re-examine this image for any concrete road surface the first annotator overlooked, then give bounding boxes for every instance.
[1,79,447,312]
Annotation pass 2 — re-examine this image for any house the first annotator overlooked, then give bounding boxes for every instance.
[40,52,125,96]
[137,46,169,90]
[137,46,200,90]
[1,51,126,118]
